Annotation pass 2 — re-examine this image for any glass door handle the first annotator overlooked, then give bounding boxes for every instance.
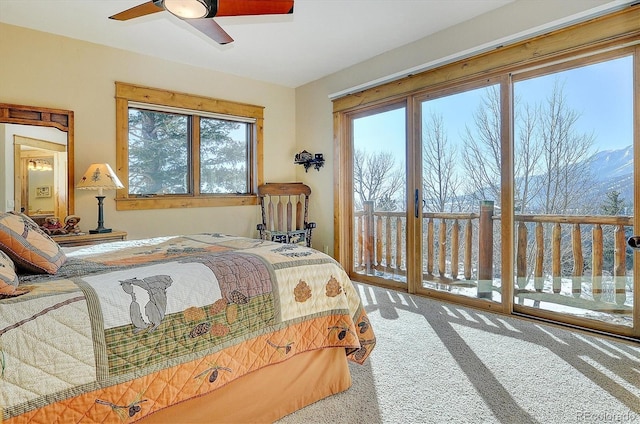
[628,236,640,250]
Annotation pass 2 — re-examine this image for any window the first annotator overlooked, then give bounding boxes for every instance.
[332,7,640,339]
[115,82,263,210]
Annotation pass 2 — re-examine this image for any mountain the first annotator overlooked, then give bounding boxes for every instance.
[589,145,633,181]
[588,145,633,204]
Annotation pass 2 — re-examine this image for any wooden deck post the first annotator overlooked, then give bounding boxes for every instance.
[571,224,583,298]
[591,224,603,301]
[363,200,374,275]
[438,219,447,277]
[477,200,494,299]
[614,224,626,305]
[552,223,561,294]
[464,219,472,280]
[516,221,527,290]
[534,222,544,292]
[451,220,459,280]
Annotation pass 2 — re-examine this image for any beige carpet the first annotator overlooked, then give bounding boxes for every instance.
[277,282,640,424]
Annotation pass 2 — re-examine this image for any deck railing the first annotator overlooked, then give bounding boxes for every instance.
[354,200,633,308]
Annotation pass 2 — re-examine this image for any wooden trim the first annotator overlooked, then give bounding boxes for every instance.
[499,75,514,315]
[115,195,258,211]
[332,5,640,112]
[114,82,264,210]
[333,111,349,265]
[634,44,640,334]
[115,82,264,118]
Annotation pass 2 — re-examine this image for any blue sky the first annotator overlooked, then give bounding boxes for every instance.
[354,54,633,158]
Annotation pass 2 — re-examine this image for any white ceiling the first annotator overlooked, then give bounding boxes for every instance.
[0,0,520,88]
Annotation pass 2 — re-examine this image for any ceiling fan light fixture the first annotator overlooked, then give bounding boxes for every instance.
[162,0,210,19]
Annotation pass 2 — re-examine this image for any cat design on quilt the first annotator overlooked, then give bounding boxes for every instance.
[120,275,173,332]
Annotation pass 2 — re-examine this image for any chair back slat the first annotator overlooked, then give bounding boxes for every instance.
[287,197,293,231]
[268,199,275,231]
[276,197,284,231]
[296,197,303,230]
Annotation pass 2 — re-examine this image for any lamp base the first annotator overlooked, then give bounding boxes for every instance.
[90,227,112,234]
[90,195,112,234]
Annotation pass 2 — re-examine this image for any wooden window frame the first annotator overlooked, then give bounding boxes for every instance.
[115,82,264,210]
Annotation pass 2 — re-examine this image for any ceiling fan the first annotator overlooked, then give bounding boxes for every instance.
[109,0,294,45]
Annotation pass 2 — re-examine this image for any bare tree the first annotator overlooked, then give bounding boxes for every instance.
[353,149,404,211]
[461,85,502,206]
[422,112,461,212]
[535,80,596,214]
[514,101,544,213]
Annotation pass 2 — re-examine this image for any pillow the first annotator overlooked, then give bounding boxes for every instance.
[0,211,66,274]
[0,249,27,296]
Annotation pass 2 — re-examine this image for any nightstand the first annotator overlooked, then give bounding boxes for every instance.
[52,230,127,247]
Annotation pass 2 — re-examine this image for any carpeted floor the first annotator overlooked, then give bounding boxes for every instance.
[276,282,640,424]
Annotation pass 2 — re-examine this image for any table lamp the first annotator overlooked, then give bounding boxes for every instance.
[76,163,124,234]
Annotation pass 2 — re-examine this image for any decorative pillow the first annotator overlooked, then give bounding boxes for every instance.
[0,249,27,296]
[0,211,66,274]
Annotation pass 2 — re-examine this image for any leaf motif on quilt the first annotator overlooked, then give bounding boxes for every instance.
[209,298,228,314]
[183,306,207,322]
[210,323,230,337]
[120,275,172,332]
[293,279,312,302]
[225,303,238,324]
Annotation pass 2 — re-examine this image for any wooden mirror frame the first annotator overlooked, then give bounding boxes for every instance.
[0,103,74,216]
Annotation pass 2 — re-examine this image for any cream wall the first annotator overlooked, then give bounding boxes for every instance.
[294,0,621,255]
[0,0,622,250]
[0,23,296,240]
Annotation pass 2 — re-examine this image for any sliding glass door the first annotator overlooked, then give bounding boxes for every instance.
[511,53,636,333]
[350,102,407,288]
[336,10,640,340]
[416,81,505,304]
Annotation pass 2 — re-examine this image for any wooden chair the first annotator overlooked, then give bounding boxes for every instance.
[257,182,316,247]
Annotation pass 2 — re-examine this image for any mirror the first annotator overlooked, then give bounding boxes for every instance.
[0,103,74,223]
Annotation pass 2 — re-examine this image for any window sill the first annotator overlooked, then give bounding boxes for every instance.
[115,195,259,210]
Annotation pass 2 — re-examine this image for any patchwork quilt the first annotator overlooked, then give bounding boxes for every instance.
[0,234,375,423]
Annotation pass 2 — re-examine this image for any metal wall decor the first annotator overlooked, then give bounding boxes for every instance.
[294,150,324,172]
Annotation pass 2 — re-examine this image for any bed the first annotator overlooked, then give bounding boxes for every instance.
[0,211,375,423]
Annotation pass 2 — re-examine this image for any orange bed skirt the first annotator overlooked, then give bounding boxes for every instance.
[138,347,352,423]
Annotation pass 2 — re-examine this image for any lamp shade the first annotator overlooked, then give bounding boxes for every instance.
[76,163,124,196]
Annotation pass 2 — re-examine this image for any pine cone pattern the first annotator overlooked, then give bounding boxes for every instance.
[294,280,312,302]
[325,275,342,297]
[183,306,206,322]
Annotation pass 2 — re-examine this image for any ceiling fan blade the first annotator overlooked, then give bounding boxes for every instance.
[216,0,294,17]
[186,18,234,45]
[109,2,163,21]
